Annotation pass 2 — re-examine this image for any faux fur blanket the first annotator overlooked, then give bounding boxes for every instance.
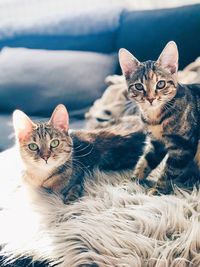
[0,149,200,267]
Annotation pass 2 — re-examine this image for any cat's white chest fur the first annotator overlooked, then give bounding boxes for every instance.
[147,124,163,140]
[142,105,164,139]
[22,162,54,188]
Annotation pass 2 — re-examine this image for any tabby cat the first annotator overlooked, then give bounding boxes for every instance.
[13,104,147,202]
[119,41,200,193]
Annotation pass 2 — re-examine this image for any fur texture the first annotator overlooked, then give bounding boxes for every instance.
[13,104,73,195]
[0,158,200,267]
[12,104,148,202]
[119,41,200,192]
[85,56,200,131]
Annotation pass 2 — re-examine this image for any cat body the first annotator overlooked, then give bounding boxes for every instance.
[13,104,147,201]
[119,41,200,192]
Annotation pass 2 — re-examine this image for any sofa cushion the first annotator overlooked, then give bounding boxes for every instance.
[0,47,118,115]
[0,1,123,53]
[117,4,200,69]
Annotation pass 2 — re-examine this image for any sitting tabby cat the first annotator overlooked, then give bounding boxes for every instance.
[13,104,147,202]
[119,41,200,193]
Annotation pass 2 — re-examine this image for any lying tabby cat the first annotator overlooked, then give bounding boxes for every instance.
[119,41,200,193]
[13,104,147,202]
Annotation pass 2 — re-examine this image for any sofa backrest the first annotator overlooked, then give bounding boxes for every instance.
[0,2,123,53]
[117,4,200,70]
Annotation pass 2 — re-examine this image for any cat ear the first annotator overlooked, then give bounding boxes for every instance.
[49,104,69,132]
[13,110,36,141]
[157,41,179,74]
[118,48,140,78]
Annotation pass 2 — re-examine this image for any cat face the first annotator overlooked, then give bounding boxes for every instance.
[13,104,72,175]
[119,41,179,116]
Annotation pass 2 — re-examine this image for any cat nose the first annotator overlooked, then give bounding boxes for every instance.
[41,154,50,163]
[147,97,155,104]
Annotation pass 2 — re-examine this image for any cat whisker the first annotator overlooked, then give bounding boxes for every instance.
[71,158,90,173]
[74,145,94,159]
[62,161,73,170]
[73,142,93,153]
[72,162,88,173]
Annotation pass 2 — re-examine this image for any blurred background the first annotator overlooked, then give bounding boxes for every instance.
[0,0,200,151]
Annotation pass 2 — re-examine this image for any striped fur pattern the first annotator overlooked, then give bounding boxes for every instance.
[119,41,200,193]
[0,158,200,267]
[22,122,73,192]
[12,104,148,202]
[13,105,75,196]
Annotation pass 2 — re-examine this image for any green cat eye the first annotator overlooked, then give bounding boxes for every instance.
[50,139,60,148]
[134,83,144,91]
[28,143,39,151]
[156,80,166,89]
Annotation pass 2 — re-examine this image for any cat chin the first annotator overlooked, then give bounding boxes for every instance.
[23,159,60,172]
[140,102,162,112]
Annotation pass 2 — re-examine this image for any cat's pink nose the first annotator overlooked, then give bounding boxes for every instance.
[41,154,50,163]
[147,97,155,104]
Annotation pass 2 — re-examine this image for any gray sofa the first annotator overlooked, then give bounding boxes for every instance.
[0,3,200,151]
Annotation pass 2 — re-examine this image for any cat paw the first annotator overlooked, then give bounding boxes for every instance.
[139,179,156,188]
[137,179,161,195]
[132,171,146,180]
[147,187,160,196]
[152,181,173,195]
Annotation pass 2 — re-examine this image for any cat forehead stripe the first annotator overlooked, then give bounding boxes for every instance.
[34,123,53,139]
[140,61,156,82]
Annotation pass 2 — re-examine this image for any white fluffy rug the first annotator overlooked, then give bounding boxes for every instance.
[0,149,200,267]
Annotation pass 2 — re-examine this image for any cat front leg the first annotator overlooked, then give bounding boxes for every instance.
[132,137,166,181]
[148,135,197,193]
[132,137,153,180]
[145,154,170,194]
[147,153,169,182]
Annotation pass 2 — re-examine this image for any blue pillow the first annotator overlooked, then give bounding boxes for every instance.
[0,47,118,116]
[117,4,200,69]
[0,4,122,53]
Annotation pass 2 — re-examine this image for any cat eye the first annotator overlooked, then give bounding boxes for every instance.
[134,83,144,91]
[50,139,60,148]
[156,80,166,89]
[28,143,39,151]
